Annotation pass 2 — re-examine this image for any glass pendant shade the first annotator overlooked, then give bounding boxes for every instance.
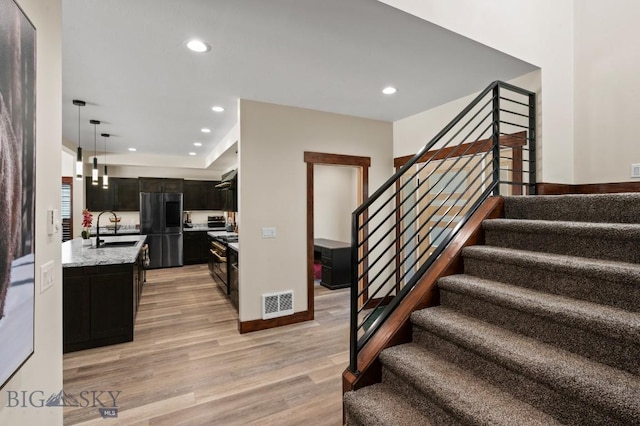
[102,165,109,189]
[76,147,83,180]
[73,99,85,180]
[92,157,98,185]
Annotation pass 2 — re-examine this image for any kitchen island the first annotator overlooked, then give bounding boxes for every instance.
[62,235,147,352]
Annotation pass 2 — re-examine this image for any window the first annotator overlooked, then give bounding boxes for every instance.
[61,177,73,242]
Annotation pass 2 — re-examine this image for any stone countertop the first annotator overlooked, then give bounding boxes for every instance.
[207,230,238,239]
[89,228,140,236]
[228,242,239,251]
[62,235,147,268]
[184,226,227,232]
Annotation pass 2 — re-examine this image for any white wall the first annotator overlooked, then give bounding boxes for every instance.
[394,70,541,156]
[238,100,393,321]
[314,165,358,243]
[573,0,640,183]
[378,0,574,183]
[0,0,63,424]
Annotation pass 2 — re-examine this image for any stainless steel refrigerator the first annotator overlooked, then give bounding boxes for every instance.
[140,192,183,268]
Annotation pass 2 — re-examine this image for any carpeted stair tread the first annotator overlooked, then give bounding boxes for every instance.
[504,193,640,223]
[380,343,561,426]
[483,218,640,262]
[461,245,640,312]
[462,245,640,284]
[344,383,435,426]
[410,307,640,422]
[483,218,640,239]
[438,274,640,342]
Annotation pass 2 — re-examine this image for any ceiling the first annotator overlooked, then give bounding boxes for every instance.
[62,0,537,170]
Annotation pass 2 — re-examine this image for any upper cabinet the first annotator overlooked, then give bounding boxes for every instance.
[85,177,113,212]
[184,180,223,210]
[139,178,184,193]
[114,178,140,211]
[85,177,140,212]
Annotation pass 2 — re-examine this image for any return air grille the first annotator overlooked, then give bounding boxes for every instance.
[262,291,294,320]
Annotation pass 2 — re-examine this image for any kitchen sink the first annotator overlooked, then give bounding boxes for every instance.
[96,240,139,248]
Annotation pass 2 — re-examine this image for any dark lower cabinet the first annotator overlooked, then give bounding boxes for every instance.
[227,245,239,311]
[63,261,141,353]
[183,231,209,264]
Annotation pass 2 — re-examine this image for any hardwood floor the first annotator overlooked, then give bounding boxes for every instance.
[63,265,350,425]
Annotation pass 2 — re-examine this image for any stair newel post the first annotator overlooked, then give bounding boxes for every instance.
[528,91,537,195]
[492,83,501,196]
[350,210,360,375]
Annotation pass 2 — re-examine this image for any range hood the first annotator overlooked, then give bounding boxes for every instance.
[215,169,237,188]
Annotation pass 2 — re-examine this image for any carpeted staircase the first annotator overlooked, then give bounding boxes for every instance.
[344,193,640,425]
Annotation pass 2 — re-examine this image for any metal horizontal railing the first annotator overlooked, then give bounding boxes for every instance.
[350,81,536,374]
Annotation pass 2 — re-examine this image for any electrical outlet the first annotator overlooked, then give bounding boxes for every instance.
[40,261,55,293]
[631,163,640,178]
[262,227,277,238]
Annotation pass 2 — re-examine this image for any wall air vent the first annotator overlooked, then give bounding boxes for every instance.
[262,290,294,320]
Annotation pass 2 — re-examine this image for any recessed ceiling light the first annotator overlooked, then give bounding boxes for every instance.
[211,106,224,112]
[186,39,210,53]
[193,142,202,147]
[189,152,196,156]
[201,128,211,133]
[382,86,397,95]
[128,147,137,152]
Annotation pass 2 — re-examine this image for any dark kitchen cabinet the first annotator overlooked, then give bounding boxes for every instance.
[184,180,205,210]
[221,187,237,212]
[85,177,113,211]
[63,260,141,353]
[183,231,209,264]
[113,178,140,211]
[62,275,91,346]
[184,180,223,210]
[86,177,139,211]
[139,177,184,193]
[204,182,223,210]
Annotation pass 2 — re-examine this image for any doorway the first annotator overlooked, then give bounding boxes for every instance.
[304,152,370,319]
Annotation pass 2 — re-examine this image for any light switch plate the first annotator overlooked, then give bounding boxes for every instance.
[631,163,640,178]
[262,227,277,238]
[40,260,55,293]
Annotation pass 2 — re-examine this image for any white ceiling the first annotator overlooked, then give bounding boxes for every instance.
[62,0,537,170]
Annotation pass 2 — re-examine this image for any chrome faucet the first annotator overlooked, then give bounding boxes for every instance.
[96,210,118,248]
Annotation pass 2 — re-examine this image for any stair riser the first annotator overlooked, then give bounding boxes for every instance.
[504,195,640,224]
[440,290,640,376]
[484,229,640,263]
[412,327,625,425]
[463,257,640,312]
[381,368,466,426]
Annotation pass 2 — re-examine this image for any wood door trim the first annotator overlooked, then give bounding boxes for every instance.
[304,151,371,318]
[394,131,527,168]
[342,196,505,393]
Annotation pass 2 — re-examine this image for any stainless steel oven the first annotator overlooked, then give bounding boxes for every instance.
[209,238,228,294]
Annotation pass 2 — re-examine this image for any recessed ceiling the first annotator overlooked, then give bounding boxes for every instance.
[62,0,537,167]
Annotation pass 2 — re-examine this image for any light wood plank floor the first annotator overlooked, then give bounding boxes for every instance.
[63,265,350,425]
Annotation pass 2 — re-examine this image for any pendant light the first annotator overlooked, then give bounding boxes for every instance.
[90,119,100,185]
[101,133,109,189]
[72,100,86,180]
